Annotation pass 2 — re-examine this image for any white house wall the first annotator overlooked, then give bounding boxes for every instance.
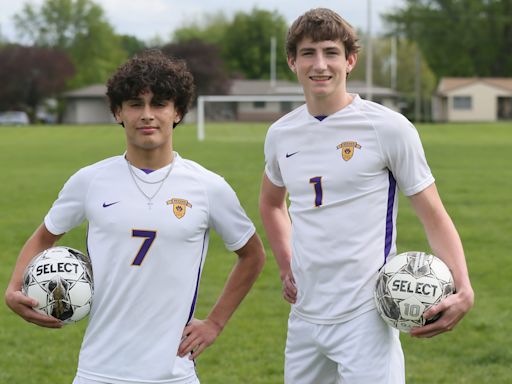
[79,99,114,124]
[64,98,114,124]
[62,100,78,124]
[239,101,281,113]
[237,101,293,121]
[448,82,510,122]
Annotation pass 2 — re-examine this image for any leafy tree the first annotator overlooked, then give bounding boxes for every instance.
[0,45,74,119]
[351,35,436,104]
[223,8,290,79]
[384,0,512,78]
[14,0,126,88]
[120,35,147,58]
[0,25,6,46]
[173,8,292,80]
[349,33,435,120]
[161,39,231,97]
[350,32,394,87]
[173,12,231,44]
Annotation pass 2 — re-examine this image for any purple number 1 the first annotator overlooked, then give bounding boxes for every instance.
[132,229,157,266]
[309,176,323,207]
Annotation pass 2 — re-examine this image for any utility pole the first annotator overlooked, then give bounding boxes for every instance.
[391,35,397,91]
[415,47,422,122]
[366,0,373,101]
[270,36,277,88]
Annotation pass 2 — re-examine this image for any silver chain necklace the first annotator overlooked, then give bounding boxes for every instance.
[126,158,175,209]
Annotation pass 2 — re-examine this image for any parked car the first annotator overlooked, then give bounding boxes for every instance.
[0,111,30,125]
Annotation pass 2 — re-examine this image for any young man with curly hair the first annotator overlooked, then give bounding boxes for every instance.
[6,50,265,384]
[259,8,473,383]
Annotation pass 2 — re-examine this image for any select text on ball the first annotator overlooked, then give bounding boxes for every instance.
[391,280,438,297]
[36,262,80,276]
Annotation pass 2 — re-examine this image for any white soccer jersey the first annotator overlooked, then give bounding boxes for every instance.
[44,152,255,384]
[264,94,434,324]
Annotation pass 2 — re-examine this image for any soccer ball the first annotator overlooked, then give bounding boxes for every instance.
[374,251,454,332]
[22,246,93,324]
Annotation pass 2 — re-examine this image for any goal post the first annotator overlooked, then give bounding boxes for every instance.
[196,94,305,141]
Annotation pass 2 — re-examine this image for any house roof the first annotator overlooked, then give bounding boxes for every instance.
[230,80,303,95]
[64,84,107,98]
[347,80,398,97]
[63,79,398,99]
[437,77,512,95]
[230,79,398,97]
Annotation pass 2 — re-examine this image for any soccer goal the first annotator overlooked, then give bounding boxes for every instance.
[196,95,305,141]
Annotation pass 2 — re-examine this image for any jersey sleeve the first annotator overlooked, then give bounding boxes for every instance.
[263,126,285,187]
[379,115,435,196]
[207,175,256,251]
[44,169,89,235]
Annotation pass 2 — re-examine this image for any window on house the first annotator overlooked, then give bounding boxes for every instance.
[253,101,266,108]
[498,97,512,119]
[453,96,472,110]
[280,101,293,112]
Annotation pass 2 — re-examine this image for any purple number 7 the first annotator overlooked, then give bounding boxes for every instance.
[309,176,323,207]
[132,229,157,266]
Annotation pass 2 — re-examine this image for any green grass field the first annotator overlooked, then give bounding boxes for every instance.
[1,121,511,383]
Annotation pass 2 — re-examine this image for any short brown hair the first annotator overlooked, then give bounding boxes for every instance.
[286,8,360,59]
[106,49,195,128]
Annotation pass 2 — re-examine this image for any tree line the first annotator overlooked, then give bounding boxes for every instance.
[0,0,510,122]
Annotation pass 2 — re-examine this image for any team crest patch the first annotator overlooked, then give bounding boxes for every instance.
[166,198,192,219]
[336,141,362,161]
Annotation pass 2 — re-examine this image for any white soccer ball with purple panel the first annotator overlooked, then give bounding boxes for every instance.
[22,246,93,324]
[374,251,454,332]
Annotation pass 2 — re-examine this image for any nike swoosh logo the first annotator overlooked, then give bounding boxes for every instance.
[102,201,120,208]
[286,151,299,158]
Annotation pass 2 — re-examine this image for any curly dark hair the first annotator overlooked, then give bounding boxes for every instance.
[106,49,195,128]
[286,8,360,60]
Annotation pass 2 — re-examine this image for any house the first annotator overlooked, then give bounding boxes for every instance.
[62,84,114,124]
[61,80,399,124]
[199,79,399,123]
[348,80,399,111]
[197,80,305,122]
[432,77,512,122]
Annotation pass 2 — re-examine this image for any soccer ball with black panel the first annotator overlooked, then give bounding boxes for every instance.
[374,251,454,332]
[22,246,93,324]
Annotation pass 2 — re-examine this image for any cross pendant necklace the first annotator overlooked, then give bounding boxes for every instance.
[126,158,175,210]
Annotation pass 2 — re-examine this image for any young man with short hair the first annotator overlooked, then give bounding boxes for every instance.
[259,8,473,383]
[6,49,265,384]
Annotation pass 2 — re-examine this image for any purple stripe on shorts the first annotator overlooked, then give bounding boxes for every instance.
[384,172,397,263]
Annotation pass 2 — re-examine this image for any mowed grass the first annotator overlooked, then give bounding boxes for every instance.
[0,121,511,383]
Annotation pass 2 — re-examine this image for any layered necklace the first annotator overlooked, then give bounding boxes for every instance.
[126,157,175,209]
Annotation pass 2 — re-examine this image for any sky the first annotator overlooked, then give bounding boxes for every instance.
[0,0,403,43]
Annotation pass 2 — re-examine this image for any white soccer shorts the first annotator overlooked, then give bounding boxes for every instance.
[72,374,200,384]
[285,309,405,384]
